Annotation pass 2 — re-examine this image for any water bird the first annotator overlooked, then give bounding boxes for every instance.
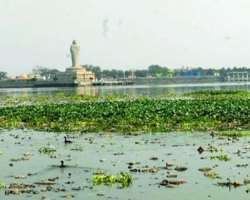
[197,146,204,154]
[60,160,66,168]
[51,160,74,169]
[210,131,215,138]
[64,136,72,144]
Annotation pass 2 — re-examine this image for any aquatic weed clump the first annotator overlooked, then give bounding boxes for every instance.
[185,90,250,99]
[0,181,5,190]
[210,154,231,161]
[38,146,56,155]
[217,131,250,138]
[92,172,133,188]
[0,91,249,133]
[203,171,221,179]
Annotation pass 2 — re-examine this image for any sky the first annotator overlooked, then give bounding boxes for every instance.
[1,0,250,76]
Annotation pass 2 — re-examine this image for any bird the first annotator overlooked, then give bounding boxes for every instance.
[51,160,70,169]
[209,131,215,138]
[60,160,66,168]
[197,146,204,154]
[64,136,72,144]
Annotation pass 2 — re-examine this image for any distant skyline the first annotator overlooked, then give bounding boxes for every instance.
[1,0,250,76]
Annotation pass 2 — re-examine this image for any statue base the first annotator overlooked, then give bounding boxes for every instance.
[54,67,96,86]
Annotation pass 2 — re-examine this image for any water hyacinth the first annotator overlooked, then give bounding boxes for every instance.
[203,171,221,179]
[0,91,249,133]
[0,181,5,190]
[210,154,231,161]
[92,172,133,188]
[38,146,56,155]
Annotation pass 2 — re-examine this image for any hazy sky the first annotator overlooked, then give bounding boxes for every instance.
[1,0,250,75]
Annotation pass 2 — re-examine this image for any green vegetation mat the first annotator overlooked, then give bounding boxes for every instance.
[0,90,249,133]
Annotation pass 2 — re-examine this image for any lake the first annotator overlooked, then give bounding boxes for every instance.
[0,130,249,200]
[0,83,249,199]
[0,82,249,97]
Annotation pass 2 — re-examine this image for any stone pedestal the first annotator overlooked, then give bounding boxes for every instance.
[54,67,95,86]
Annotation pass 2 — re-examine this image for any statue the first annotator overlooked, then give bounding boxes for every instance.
[70,40,80,68]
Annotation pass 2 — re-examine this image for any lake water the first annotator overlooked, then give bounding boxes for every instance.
[0,83,249,199]
[0,82,249,96]
[0,130,250,200]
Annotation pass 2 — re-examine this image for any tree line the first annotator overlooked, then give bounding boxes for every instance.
[0,71,7,80]
[1,65,249,81]
[84,65,250,81]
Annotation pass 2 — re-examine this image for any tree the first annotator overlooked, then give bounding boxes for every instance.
[166,69,174,78]
[148,65,163,77]
[84,65,102,80]
[148,65,171,78]
[0,71,7,80]
[134,70,148,77]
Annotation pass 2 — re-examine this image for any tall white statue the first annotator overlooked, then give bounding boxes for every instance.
[70,40,80,68]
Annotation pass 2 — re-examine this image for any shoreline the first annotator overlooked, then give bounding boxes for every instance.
[0,80,249,89]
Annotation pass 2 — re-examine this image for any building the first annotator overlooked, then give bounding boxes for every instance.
[227,71,249,82]
[15,74,30,80]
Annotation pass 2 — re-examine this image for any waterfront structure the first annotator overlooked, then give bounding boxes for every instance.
[15,74,30,80]
[0,41,96,88]
[54,40,96,86]
[227,71,249,82]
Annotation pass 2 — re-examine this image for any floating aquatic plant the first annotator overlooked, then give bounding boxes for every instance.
[198,167,212,172]
[70,145,84,152]
[0,91,249,133]
[208,146,219,153]
[38,146,56,155]
[92,172,133,188]
[218,131,250,138]
[203,171,221,179]
[0,181,5,190]
[210,154,231,161]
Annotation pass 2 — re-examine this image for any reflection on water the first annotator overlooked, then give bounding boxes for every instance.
[0,82,249,97]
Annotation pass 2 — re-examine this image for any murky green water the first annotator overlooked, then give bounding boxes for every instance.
[0,82,249,97]
[1,130,250,199]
